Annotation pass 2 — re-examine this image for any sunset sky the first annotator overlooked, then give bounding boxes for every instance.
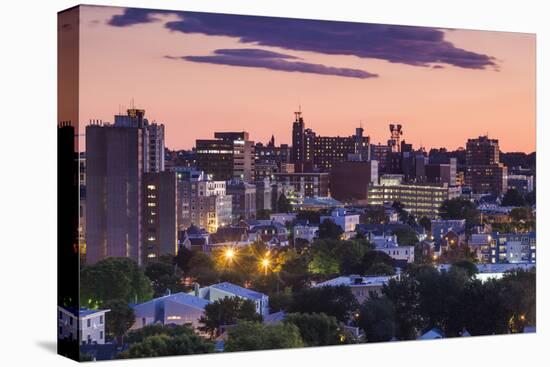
[78,5,536,153]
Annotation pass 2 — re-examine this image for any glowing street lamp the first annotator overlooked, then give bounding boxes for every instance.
[224,248,235,263]
[261,257,270,275]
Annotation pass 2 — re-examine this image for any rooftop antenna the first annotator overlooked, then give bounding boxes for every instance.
[130,97,135,109]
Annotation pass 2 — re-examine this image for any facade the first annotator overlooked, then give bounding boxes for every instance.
[273,172,329,198]
[226,180,257,220]
[131,292,210,332]
[430,219,466,242]
[465,136,508,194]
[143,171,178,262]
[330,160,378,203]
[85,122,143,265]
[58,307,109,345]
[293,223,319,243]
[367,176,459,219]
[177,170,232,233]
[368,234,415,263]
[471,232,536,264]
[196,132,255,182]
[291,110,370,171]
[194,282,269,316]
[320,208,360,239]
[507,175,534,194]
[255,178,273,212]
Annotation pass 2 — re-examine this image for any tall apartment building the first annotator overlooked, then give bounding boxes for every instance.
[114,108,165,173]
[227,180,257,220]
[85,122,144,265]
[196,132,255,182]
[465,136,507,194]
[143,171,178,262]
[291,110,370,172]
[176,169,233,233]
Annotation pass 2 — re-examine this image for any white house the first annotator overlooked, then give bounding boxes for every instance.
[320,208,360,239]
[58,306,109,345]
[131,292,211,331]
[314,275,394,305]
[192,282,269,316]
[369,233,415,263]
[293,223,319,243]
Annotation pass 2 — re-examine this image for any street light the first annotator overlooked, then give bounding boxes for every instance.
[261,257,270,275]
[224,248,235,262]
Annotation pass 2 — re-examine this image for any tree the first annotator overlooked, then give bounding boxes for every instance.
[419,216,431,232]
[500,269,536,332]
[119,324,214,358]
[290,285,358,322]
[102,299,135,345]
[276,194,293,213]
[393,227,419,246]
[318,219,343,240]
[224,321,303,351]
[308,239,340,275]
[295,210,321,224]
[439,198,480,227]
[80,257,153,308]
[383,275,421,340]
[186,251,219,285]
[145,261,182,298]
[451,260,478,278]
[256,209,272,220]
[199,297,262,337]
[173,246,194,274]
[284,312,342,346]
[357,296,395,342]
[360,206,386,225]
[510,207,534,222]
[501,189,526,207]
[361,250,394,275]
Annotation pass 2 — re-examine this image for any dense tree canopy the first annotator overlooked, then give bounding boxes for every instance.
[145,260,183,298]
[439,198,480,227]
[318,219,344,240]
[284,312,343,346]
[102,299,135,344]
[357,296,396,342]
[199,297,262,337]
[290,285,358,322]
[224,321,304,351]
[80,257,153,308]
[119,325,214,358]
[501,189,526,207]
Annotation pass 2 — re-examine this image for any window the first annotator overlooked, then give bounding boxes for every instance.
[69,317,73,326]
[100,331,104,340]
[59,311,63,320]
[142,317,146,326]
[99,315,103,324]
[87,319,91,328]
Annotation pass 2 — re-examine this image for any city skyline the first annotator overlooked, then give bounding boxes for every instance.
[79,5,535,153]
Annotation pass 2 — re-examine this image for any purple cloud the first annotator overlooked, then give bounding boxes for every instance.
[166,48,378,79]
[109,9,497,70]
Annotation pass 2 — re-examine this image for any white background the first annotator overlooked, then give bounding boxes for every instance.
[0,0,547,366]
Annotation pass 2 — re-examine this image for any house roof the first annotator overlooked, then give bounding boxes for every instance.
[314,275,393,288]
[210,282,266,301]
[418,328,444,340]
[133,292,211,311]
[60,306,109,318]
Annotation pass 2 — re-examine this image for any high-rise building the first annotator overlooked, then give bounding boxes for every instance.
[176,169,233,233]
[196,132,255,182]
[273,172,329,198]
[465,136,507,194]
[330,160,378,204]
[291,110,370,172]
[85,122,144,265]
[227,180,257,220]
[114,108,165,173]
[143,171,178,262]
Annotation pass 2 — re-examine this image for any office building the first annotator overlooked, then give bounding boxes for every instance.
[227,180,257,220]
[329,160,378,203]
[465,136,507,194]
[143,171,178,262]
[196,132,255,182]
[273,172,329,198]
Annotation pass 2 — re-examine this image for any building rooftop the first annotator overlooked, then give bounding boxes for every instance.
[133,292,211,311]
[210,282,267,301]
[60,306,109,318]
[314,275,393,288]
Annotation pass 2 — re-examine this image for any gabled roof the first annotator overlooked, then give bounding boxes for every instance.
[59,306,109,318]
[210,282,266,301]
[133,292,211,311]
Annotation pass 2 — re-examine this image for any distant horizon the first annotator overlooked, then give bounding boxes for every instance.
[77,5,535,153]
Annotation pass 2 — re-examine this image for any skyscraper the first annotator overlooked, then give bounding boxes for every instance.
[465,136,507,194]
[196,132,255,182]
[85,121,143,265]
